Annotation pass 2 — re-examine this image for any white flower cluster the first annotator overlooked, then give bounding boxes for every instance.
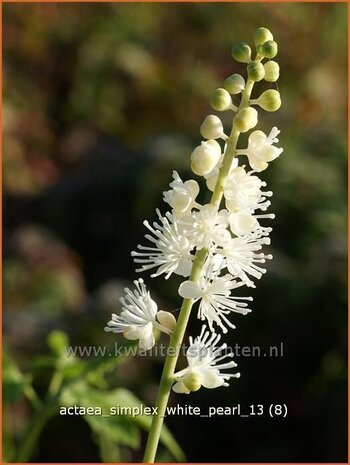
[105,27,283,394]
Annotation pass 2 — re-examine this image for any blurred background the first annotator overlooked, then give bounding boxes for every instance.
[3,2,347,463]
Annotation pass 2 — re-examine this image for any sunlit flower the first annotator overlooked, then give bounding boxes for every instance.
[183,204,231,249]
[222,228,273,287]
[132,210,194,279]
[172,326,240,394]
[228,211,258,236]
[224,166,272,213]
[238,127,283,172]
[163,171,200,218]
[104,279,175,350]
[179,256,252,333]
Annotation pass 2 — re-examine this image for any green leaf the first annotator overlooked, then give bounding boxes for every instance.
[59,382,185,461]
[3,354,31,404]
[60,381,140,448]
[111,389,185,462]
[94,433,121,462]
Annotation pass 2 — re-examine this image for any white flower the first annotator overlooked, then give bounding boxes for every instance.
[131,210,194,279]
[183,204,231,249]
[228,211,258,236]
[172,326,240,394]
[224,166,272,213]
[191,140,222,176]
[222,228,273,287]
[163,171,200,218]
[178,256,252,333]
[105,279,176,350]
[238,127,283,172]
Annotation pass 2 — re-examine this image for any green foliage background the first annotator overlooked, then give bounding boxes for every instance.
[3,2,347,462]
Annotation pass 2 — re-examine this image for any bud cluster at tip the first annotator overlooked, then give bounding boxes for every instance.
[192,27,281,176]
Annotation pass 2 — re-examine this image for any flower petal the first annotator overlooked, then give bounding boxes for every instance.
[200,369,224,389]
[123,325,142,340]
[178,281,203,299]
[172,381,190,394]
[156,310,177,332]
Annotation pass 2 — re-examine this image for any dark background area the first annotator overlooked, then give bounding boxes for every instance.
[3,2,347,463]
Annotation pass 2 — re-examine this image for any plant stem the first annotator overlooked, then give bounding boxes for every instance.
[143,247,207,463]
[14,370,64,462]
[143,76,256,464]
[14,401,57,462]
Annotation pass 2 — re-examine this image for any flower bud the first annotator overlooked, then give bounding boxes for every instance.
[261,40,278,59]
[257,89,281,112]
[254,27,273,47]
[224,74,245,94]
[264,61,280,82]
[210,88,232,111]
[191,139,221,176]
[231,42,251,63]
[233,107,258,133]
[200,115,224,139]
[183,372,202,392]
[247,60,265,82]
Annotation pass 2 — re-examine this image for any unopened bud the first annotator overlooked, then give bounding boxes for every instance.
[210,88,232,111]
[200,115,224,139]
[254,27,273,47]
[183,372,202,392]
[261,40,278,59]
[233,107,258,133]
[224,74,245,94]
[257,89,281,112]
[231,42,251,63]
[247,61,265,82]
[264,61,280,82]
[191,139,221,176]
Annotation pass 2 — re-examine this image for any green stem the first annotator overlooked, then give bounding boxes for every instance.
[14,401,57,462]
[23,384,42,411]
[143,76,257,464]
[14,370,64,462]
[143,247,207,463]
[211,78,254,207]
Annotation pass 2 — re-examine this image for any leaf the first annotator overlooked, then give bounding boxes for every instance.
[3,354,31,404]
[94,432,121,462]
[59,382,185,461]
[102,388,185,462]
[60,381,140,448]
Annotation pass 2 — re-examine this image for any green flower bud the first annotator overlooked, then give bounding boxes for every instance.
[261,40,278,59]
[200,115,224,139]
[258,89,281,112]
[210,88,232,111]
[233,107,258,133]
[224,74,245,95]
[183,372,202,392]
[264,61,280,82]
[254,27,273,47]
[247,61,265,82]
[231,42,251,63]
